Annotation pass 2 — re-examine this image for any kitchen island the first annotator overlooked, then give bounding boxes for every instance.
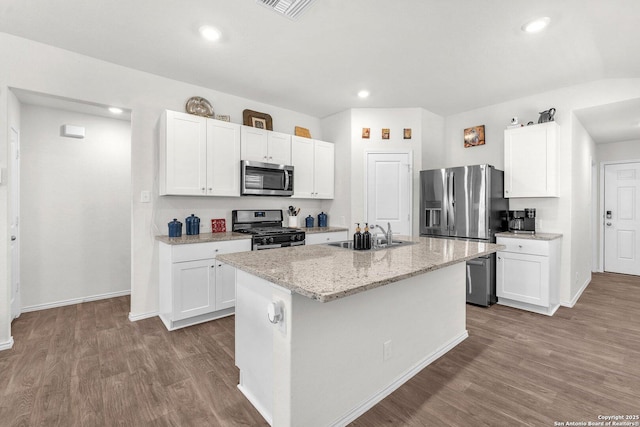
[217,237,503,427]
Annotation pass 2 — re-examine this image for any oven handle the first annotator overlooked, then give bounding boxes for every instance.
[284,170,290,191]
[255,244,285,250]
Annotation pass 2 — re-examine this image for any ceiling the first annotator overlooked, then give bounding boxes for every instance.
[1,0,640,142]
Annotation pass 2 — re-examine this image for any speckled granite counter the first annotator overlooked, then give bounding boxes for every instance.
[155,232,250,245]
[495,231,563,241]
[299,226,349,234]
[217,236,503,302]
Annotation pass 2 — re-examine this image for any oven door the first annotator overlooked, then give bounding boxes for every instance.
[241,160,293,196]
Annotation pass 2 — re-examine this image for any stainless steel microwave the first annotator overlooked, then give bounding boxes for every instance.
[241,160,294,196]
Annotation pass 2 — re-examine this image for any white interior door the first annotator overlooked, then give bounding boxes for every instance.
[366,152,412,237]
[604,162,640,275]
[10,127,21,319]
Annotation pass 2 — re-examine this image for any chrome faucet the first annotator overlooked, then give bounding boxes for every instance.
[371,222,393,245]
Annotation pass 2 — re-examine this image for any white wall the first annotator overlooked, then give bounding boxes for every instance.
[570,115,596,302]
[321,109,352,229]
[0,32,324,343]
[421,109,445,170]
[442,79,640,306]
[596,139,640,162]
[20,104,131,309]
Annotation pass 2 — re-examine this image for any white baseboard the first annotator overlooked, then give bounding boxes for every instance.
[21,289,131,313]
[329,330,469,427]
[129,311,159,322]
[0,337,15,352]
[561,275,591,308]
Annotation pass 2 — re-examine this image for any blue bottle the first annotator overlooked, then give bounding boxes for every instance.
[318,212,327,228]
[168,219,182,237]
[305,215,314,228]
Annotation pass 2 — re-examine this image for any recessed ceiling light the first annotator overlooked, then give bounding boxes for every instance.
[522,17,550,33]
[108,107,123,114]
[199,25,222,42]
[358,90,370,99]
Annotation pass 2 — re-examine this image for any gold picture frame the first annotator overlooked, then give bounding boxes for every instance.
[382,128,390,139]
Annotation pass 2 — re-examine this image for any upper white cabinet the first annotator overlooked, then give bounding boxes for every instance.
[240,126,291,165]
[160,110,240,196]
[504,122,558,198]
[291,136,335,199]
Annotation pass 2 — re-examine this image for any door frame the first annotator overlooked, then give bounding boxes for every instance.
[598,159,640,273]
[364,150,413,237]
[9,125,21,321]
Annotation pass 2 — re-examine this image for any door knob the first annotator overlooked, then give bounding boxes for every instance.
[11,235,16,241]
[606,222,612,226]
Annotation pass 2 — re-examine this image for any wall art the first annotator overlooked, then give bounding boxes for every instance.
[403,128,412,139]
[362,128,370,139]
[242,109,273,130]
[464,125,485,148]
[382,128,390,139]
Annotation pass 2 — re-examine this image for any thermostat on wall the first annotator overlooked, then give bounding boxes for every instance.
[61,124,85,139]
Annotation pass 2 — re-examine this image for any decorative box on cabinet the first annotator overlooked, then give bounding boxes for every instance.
[159,110,241,196]
[240,126,291,165]
[158,239,251,330]
[504,122,558,198]
[291,136,335,199]
[496,234,562,316]
[305,230,348,245]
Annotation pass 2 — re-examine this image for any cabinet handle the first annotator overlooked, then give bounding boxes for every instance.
[215,249,219,252]
[218,264,222,267]
[201,187,205,191]
[208,187,212,191]
[518,245,523,248]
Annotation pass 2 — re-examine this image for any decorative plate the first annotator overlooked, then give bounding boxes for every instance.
[185,97,214,118]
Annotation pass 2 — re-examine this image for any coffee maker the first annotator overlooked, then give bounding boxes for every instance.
[507,209,536,234]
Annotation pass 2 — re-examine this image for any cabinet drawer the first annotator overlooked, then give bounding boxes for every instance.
[172,239,251,263]
[496,237,549,256]
[305,231,348,245]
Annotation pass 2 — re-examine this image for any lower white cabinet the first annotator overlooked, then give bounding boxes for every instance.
[496,236,561,316]
[159,239,250,330]
[305,230,348,245]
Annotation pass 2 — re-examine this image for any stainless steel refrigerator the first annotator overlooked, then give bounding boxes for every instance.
[420,164,508,306]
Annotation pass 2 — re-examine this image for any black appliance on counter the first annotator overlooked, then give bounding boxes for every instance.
[232,209,305,250]
[420,164,508,306]
[507,209,536,234]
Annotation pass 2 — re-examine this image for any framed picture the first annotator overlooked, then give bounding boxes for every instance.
[464,125,485,148]
[215,115,230,122]
[362,128,370,139]
[382,128,390,139]
[251,117,267,129]
[242,109,273,130]
[403,128,412,139]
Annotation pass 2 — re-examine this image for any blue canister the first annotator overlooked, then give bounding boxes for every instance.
[168,219,182,237]
[318,212,328,228]
[305,215,314,228]
[185,214,200,235]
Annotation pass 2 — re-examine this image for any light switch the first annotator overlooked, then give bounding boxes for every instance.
[140,191,151,203]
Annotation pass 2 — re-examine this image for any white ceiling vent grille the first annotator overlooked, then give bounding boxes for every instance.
[256,0,317,20]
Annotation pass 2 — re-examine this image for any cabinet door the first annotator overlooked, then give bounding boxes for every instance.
[215,261,236,310]
[504,122,557,198]
[162,111,207,195]
[267,131,292,165]
[497,251,549,306]
[291,136,315,198]
[313,140,335,199]
[207,120,241,196]
[241,126,268,162]
[172,259,215,321]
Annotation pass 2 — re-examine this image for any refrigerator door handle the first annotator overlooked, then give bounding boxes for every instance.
[466,264,472,294]
[448,172,455,233]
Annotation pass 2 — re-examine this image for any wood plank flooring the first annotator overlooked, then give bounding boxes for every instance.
[1,272,638,426]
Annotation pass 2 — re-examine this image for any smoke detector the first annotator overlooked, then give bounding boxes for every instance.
[256,0,317,20]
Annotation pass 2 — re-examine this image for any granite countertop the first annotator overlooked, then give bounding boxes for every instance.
[495,231,563,241]
[156,232,251,245]
[217,237,504,302]
[298,226,349,234]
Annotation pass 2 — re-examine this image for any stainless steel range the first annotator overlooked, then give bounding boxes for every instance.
[232,209,305,250]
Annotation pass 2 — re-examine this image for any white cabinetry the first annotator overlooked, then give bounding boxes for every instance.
[291,136,335,199]
[504,122,558,198]
[160,110,240,196]
[496,236,561,315]
[159,239,251,330]
[305,230,348,245]
[240,126,291,165]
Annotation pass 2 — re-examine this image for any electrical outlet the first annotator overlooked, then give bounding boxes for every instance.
[383,340,392,361]
[140,190,151,203]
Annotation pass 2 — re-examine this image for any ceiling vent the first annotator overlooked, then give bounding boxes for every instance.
[256,0,317,20]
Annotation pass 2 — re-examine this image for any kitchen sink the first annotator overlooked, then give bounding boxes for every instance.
[325,240,416,250]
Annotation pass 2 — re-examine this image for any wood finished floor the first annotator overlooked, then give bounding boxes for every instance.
[1,272,638,426]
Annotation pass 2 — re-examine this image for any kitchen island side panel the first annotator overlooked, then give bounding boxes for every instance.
[275,263,467,427]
